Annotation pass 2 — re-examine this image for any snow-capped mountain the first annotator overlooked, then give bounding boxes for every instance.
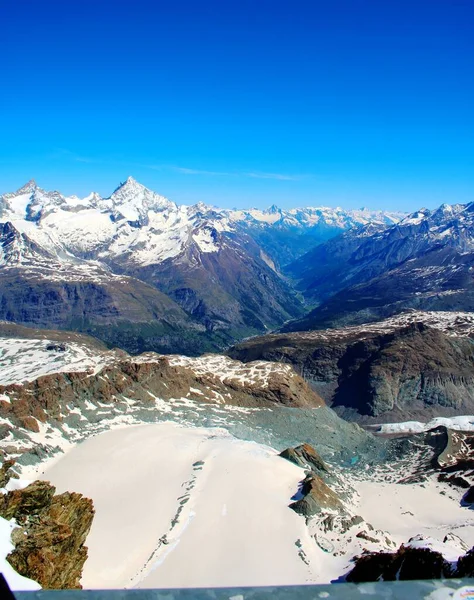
[0,177,404,267]
[284,200,474,331]
[0,178,402,353]
[222,203,403,267]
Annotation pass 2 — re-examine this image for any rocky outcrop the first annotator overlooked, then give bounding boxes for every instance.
[0,355,323,430]
[0,463,94,589]
[289,473,344,517]
[347,545,453,582]
[0,348,324,465]
[280,443,346,518]
[462,486,474,505]
[280,443,329,476]
[456,548,474,577]
[229,319,474,423]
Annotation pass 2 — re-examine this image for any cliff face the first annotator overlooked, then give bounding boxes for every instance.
[229,319,474,423]
[0,464,94,589]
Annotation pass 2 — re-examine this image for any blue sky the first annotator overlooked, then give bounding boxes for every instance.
[1,0,473,210]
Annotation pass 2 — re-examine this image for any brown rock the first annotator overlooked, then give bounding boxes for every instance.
[280,443,329,475]
[290,473,344,517]
[0,479,94,589]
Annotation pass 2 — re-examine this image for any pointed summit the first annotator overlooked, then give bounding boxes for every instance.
[16,179,38,195]
[111,176,144,195]
[108,177,175,223]
[267,204,281,214]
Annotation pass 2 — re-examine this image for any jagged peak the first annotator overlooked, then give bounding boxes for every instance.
[266,204,281,214]
[15,179,38,195]
[110,176,146,197]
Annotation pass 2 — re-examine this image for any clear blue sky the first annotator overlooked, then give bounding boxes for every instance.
[1,0,473,210]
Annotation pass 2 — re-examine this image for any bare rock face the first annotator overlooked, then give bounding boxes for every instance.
[280,443,345,518]
[280,444,329,476]
[347,545,453,582]
[463,486,474,505]
[456,548,474,577]
[290,473,344,517]
[0,463,94,589]
[0,354,324,442]
[229,320,474,423]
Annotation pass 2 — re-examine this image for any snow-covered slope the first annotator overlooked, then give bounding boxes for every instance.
[0,179,311,348]
[2,326,474,588]
[0,178,403,271]
[41,423,325,588]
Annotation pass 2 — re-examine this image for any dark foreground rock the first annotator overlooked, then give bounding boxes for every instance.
[0,463,94,589]
[456,548,474,577]
[347,545,453,582]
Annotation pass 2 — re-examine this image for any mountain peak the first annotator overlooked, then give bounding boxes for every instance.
[16,179,38,195]
[111,176,144,195]
[267,204,281,214]
[108,176,175,222]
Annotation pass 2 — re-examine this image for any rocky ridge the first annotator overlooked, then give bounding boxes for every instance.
[0,332,325,470]
[229,311,474,423]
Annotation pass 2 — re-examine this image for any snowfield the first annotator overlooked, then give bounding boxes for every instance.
[40,422,328,588]
[36,421,474,589]
[0,338,116,386]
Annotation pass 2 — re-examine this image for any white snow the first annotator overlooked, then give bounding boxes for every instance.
[192,227,219,253]
[40,422,332,589]
[375,415,474,435]
[0,338,116,385]
[136,352,297,388]
[0,178,405,271]
[352,476,474,557]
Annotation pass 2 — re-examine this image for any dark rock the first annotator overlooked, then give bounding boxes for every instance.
[229,321,474,423]
[456,547,474,577]
[347,545,452,582]
[356,531,380,544]
[463,486,474,505]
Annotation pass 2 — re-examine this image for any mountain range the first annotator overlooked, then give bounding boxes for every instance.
[284,202,474,331]
[0,177,402,353]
